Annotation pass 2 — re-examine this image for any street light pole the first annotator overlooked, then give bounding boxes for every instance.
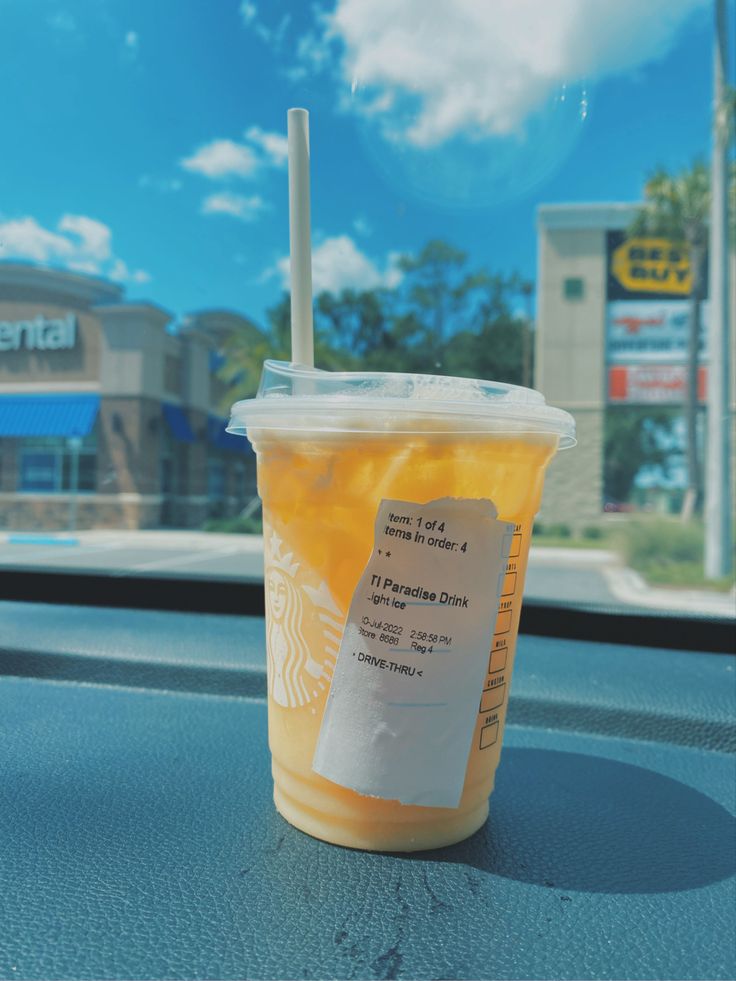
[67,436,81,533]
[705,0,733,579]
[521,280,534,389]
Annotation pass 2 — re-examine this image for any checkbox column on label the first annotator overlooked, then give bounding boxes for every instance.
[495,606,512,634]
[479,720,499,749]
[479,682,506,713]
[488,644,507,673]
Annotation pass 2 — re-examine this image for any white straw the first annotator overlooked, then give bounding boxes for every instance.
[287,108,314,367]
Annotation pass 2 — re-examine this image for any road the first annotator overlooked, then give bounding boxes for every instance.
[0,531,265,580]
[3,529,732,617]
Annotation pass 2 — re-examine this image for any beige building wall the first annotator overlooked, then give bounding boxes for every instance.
[0,264,121,393]
[535,204,636,527]
[536,205,736,529]
[97,303,173,399]
[180,329,213,414]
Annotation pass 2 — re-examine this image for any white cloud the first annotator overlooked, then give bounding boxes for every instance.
[180,128,287,185]
[0,218,74,263]
[325,0,708,146]
[239,1,257,27]
[382,251,404,289]
[295,29,332,73]
[123,30,139,60]
[352,215,372,237]
[283,10,336,82]
[47,10,77,33]
[275,235,402,295]
[180,139,258,179]
[244,126,288,167]
[0,213,150,284]
[201,192,268,222]
[109,258,151,283]
[240,2,291,47]
[139,175,182,193]
[58,214,112,262]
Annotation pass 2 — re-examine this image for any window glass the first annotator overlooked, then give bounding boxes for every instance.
[0,1,732,619]
[564,277,585,300]
[20,452,57,493]
[208,459,226,501]
[18,432,97,493]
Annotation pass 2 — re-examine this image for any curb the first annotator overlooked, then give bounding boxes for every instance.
[603,564,736,618]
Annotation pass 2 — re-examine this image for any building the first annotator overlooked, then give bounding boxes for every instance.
[0,263,256,531]
[536,203,736,527]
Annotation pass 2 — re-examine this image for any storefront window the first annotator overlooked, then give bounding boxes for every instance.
[18,432,97,494]
[234,462,247,508]
[208,458,226,501]
[19,451,57,493]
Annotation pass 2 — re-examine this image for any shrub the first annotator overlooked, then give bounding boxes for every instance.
[582,525,604,540]
[618,518,703,572]
[203,514,263,534]
[543,522,572,539]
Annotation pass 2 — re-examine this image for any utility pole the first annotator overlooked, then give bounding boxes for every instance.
[705,0,733,579]
[67,436,81,533]
[521,280,534,389]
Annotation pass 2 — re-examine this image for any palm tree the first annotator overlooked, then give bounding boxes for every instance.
[217,293,354,408]
[630,161,710,519]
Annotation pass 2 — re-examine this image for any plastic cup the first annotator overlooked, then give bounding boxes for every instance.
[228,361,575,851]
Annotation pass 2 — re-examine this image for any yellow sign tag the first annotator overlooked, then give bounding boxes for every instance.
[611,237,691,295]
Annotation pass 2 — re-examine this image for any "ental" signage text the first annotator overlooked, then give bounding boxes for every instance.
[0,313,77,352]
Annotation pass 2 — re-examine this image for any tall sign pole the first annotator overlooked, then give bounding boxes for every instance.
[705,0,733,579]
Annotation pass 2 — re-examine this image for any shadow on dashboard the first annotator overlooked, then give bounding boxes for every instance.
[417,747,736,894]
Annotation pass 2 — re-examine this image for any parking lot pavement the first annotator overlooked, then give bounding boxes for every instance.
[1,530,733,616]
[0,531,265,580]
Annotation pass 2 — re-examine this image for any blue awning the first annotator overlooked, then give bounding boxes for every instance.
[0,394,100,437]
[163,403,196,443]
[208,414,251,453]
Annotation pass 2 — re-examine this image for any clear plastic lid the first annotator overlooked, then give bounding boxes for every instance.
[227,360,576,446]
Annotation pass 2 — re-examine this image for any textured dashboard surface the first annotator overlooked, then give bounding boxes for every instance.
[0,604,734,980]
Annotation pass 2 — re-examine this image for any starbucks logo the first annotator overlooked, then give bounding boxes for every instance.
[265,530,344,710]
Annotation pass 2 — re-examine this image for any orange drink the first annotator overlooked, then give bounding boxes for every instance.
[229,361,574,851]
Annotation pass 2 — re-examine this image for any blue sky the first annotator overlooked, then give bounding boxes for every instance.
[0,0,730,328]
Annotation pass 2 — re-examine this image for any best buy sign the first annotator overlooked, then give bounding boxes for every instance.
[611,237,691,295]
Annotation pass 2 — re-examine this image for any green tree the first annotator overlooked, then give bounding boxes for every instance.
[394,240,488,369]
[315,288,397,369]
[630,161,710,518]
[604,407,679,505]
[219,239,529,398]
[218,293,353,405]
[438,268,531,384]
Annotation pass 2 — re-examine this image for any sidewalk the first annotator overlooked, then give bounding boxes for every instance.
[71,529,266,552]
[3,529,734,618]
[529,544,736,618]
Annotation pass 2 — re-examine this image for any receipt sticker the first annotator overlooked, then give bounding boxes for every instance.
[312,497,514,808]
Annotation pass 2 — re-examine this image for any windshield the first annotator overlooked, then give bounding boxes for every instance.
[0,0,733,622]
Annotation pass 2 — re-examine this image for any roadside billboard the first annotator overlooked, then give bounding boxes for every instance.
[608,365,707,404]
[606,230,708,302]
[606,231,708,405]
[606,299,709,364]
